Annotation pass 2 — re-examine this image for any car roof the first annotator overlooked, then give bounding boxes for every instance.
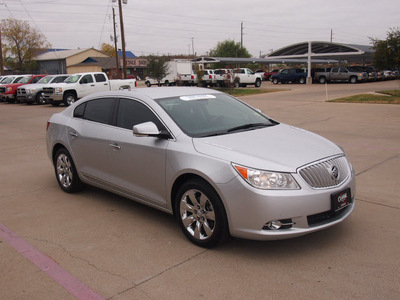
[122,87,223,100]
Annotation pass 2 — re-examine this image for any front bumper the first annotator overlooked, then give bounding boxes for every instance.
[43,93,63,102]
[217,169,356,241]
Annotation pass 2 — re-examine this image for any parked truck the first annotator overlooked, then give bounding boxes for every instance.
[314,67,368,84]
[42,72,136,106]
[0,75,46,103]
[17,74,69,104]
[145,59,194,87]
[271,68,307,84]
[233,68,262,87]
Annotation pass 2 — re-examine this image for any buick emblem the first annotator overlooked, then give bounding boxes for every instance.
[330,166,340,180]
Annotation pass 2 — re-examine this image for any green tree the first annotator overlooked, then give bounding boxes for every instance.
[371,27,400,70]
[209,40,251,58]
[146,56,169,86]
[1,18,51,71]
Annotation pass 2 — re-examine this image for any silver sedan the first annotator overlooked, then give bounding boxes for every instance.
[46,87,355,247]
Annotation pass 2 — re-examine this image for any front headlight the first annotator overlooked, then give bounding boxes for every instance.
[6,87,12,92]
[232,163,300,190]
[55,87,63,93]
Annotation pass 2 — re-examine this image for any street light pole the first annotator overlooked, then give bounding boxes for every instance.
[118,0,127,79]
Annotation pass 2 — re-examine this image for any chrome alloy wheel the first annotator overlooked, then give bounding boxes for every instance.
[56,153,73,189]
[180,189,216,240]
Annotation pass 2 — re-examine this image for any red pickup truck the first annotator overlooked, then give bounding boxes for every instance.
[0,75,46,103]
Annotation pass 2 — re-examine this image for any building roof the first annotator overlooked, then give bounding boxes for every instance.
[35,48,104,61]
[71,56,117,69]
[117,50,136,58]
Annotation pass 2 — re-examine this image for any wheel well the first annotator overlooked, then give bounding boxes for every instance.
[64,90,77,97]
[170,173,213,216]
[52,143,67,163]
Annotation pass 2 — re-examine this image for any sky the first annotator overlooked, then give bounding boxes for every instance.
[1,0,399,58]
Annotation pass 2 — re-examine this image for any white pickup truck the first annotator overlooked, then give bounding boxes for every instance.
[42,72,136,106]
[233,68,262,88]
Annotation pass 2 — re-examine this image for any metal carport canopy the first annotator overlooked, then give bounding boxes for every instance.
[266,41,367,83]
[192,56,337,65]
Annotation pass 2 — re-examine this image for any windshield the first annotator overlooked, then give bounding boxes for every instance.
[155,93,276,137]
[1,77,16,84]
[65,75,81,83]
[17,77,31,84]
[37,76,54,84]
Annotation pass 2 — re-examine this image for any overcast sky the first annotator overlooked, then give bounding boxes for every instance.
[1,0,399,57]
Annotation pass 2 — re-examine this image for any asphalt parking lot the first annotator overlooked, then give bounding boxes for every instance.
[1,80,399,299]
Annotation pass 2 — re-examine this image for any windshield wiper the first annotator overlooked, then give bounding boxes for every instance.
[227,122,272,133]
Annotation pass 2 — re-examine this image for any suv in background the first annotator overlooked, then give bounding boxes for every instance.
[271,69,307,84]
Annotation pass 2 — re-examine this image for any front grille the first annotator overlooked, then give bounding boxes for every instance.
[298,155,350,189]
[17,88,26,96]
[43,87,54,93]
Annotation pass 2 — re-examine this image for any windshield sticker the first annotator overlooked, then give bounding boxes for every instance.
[180,95,216,101]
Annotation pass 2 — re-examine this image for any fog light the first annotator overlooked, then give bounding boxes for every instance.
[267,220,282,230]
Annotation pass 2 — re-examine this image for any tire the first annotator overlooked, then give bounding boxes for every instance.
[175,179,230,248]
[63,92,77,106]
[350,76,358,84]
[234,81,240,88]
[36,92,47,105]
[54,148,84,193]
[165,80,170,86]
[145,81,151,87]
[299,77,306,84]
[272,78,279,84]
[319,77,326,84]
[255,78,261,87]
[50,101,60,107]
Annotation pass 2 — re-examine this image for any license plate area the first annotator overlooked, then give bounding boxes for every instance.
[331,188,351,212]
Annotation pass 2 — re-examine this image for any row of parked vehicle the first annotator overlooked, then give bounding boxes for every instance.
[257,66,400,84]
[145,60,263,88]
[0,73,136,106]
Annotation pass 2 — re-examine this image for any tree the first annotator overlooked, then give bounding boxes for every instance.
[371,27,400,70]
[1,18,51,71]
[209,40,251,58]
[101,43,116,57]
[146,56,169,86]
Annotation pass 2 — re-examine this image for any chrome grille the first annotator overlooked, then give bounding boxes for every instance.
[43,87,54,93]
[298,155,350,189]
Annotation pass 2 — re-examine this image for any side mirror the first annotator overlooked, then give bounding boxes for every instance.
[133,122,171,139]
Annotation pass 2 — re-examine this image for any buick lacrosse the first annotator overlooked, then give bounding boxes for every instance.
[46,87,355,247]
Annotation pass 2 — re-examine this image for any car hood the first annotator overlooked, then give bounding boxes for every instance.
[192,124,342,172]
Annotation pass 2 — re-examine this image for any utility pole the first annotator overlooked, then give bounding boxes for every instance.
[240,22,243,49]
[118,0,127,79]
[191,37,195,57]
[0,25,4,75]
[112,7,120,78]
[330,29,333,42]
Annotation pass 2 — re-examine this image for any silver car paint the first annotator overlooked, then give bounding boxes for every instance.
[47,87,355,240]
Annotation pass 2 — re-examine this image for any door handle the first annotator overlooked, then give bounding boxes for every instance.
[110,143,121,150]
[69,131,78,137]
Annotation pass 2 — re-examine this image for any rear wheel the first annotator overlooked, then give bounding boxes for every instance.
[272,78,279,84]
[350,76,358,84]
[145,81,151,87]
[299,77,306,84]
[175,179,230,248]
[54,148,84,193]
[255,78,261,87]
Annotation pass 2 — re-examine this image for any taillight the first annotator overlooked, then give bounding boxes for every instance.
[46,121,50,131]
[191,75,194,79]
[209,75,212,79]
[135,80,137,87]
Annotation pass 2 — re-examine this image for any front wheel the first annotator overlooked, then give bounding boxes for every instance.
[299,77,306,84]
[63,93,77,106]
[350,76,358,84]
[145,81,151,87]
[54,148,84,193]
[319,77,326,84]
[175,179,230,248]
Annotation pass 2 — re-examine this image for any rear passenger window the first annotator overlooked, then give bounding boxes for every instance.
[94,73,107,82]
[84,99,114,124]
[74,103,86,119]
[117,98,164,130]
